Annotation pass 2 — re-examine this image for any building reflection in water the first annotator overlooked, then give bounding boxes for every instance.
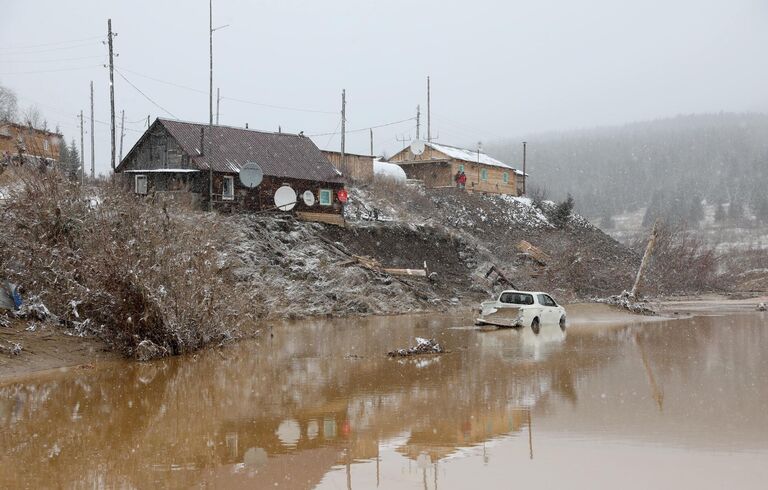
[2,312,768,489]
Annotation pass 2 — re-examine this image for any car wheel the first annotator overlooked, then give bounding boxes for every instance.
[531,317,540,335]
[559,315,566,331]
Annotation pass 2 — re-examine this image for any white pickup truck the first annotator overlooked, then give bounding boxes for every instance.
[476,290,566,334]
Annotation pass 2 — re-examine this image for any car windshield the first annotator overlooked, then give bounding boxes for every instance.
[499,292,534,305]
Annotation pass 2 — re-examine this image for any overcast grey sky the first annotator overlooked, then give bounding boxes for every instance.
[2,0,767,174]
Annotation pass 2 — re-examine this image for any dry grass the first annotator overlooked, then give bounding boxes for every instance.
[0,166,257,358]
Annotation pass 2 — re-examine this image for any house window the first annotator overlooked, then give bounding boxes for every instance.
[135,175,148,195]
[319,189,332,206]
[502,172,509,184]
[458,164,464,173]
[43,139,49,152]
[222,176,235,201]
[480,168,488,181]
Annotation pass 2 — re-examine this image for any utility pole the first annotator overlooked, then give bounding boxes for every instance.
[209,0,213,126]
[522,141,527,195]
[107,19,116,174]
[79,110,85,186]
[147,115,150,128]
[426,76,431,142]
[340,89,346,174]
[216,87,221,125]
[208,1,229,211]
[416,105,421,140]
[118,109,125,163]
[90,81,95,180]
[369,128,374,156]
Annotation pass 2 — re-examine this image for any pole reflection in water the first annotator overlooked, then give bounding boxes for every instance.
[1,310,768,489]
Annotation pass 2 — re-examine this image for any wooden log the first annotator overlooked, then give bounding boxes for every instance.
[296,211,346,227]
[630,220,659,298]
[515,240,550,265]
[382,268,427,277]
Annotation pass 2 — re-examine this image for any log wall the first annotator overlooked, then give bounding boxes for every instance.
[389,146,519,195]
[322,151,374,182]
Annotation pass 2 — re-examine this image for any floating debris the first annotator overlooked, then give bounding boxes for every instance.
[595,291,657,316]
[387,337,445,357]
[757,302,767,312]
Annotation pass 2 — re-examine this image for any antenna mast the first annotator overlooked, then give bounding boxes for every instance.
[340,89,346,173]
[416,105,421,140]
[427,76,431,142]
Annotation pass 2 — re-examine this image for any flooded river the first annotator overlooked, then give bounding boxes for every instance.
[2,308,768,489]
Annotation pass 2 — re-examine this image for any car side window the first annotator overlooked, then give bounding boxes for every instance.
[545,295,558,307]
[537,294,548,306]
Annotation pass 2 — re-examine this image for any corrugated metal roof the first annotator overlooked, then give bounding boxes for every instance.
[392,141,526,175]
[158,119,344,183]
[426,142,510,169]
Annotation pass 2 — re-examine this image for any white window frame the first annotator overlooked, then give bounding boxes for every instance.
[502,171,509,184]
[222,176,235,201]
[135,174,148,195]
[319,188,332,206]
[43,139,50,152]
[480,168,488,182]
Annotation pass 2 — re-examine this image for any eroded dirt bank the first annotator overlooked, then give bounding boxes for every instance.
[0,169,750,370]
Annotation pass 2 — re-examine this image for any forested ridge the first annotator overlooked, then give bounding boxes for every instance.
[488,113,768,225]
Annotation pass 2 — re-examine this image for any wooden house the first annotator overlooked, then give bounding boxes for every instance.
[0,121,62,165]
[116,119,346,218]
[322,150,374,182]
[388,142,525,195]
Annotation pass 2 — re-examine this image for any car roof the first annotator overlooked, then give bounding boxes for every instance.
[500,290,551,296]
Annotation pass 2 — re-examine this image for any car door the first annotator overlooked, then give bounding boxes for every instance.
[535,294,550,324]
[543,295,561,323]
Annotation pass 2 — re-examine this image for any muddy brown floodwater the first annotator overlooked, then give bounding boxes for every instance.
[1,305,768,489]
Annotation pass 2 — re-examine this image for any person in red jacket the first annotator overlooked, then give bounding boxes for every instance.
[456,171,467,189]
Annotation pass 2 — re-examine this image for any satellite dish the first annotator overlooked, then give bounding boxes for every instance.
[302,190,315,207]
[410,139,425,156]
[274,185,297,211]
[239,162,263,188]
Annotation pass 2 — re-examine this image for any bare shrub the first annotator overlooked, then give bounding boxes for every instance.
[1,166,256,357]
[634,222,720,294]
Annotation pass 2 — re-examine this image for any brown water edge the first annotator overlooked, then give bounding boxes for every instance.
[0,302,631,383]
[1,306,767,489]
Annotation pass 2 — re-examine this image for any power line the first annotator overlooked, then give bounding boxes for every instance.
[114,68,179,120]
[115,66,337,115]
[116,66,206,94]
[0,64,103,76]
[323,118,342,149]
[0,55,105,64]
[0,41,102,55]
[221,94,337,115]
[0,35,102,51]
[307,117,415,137]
